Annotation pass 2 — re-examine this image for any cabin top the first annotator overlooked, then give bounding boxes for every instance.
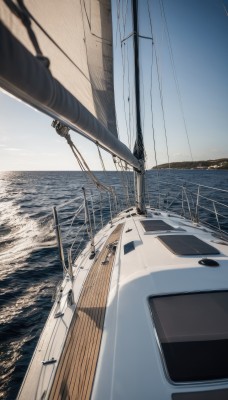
[92,209,228,400]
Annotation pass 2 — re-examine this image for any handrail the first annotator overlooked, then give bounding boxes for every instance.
[52,185,134,277]
[197,220,228,237]
[175,179,228,194]
[195,193,228,209]
[52,175,228,278]
[151,177,228,193]
[149,181,228,207]
[64,203,84,239]
[147,177,228,236]
[151,180,228,203]
[196,204,226,219]
[56,195,83,209]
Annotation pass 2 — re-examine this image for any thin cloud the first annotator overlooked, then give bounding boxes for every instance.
[19,152,36,157]
[40,152,57,157]
[5,147,23,151]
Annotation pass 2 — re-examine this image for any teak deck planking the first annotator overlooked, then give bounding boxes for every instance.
[49,223,123,400]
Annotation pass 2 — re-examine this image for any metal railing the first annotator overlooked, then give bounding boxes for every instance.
[146,176,228,237]
[53,174,228,277]
[52,186,134,277]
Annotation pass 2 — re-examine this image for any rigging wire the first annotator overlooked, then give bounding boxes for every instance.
[154,48,171,169]
[147,0,171,171]
[159,0,194,162]
[115,0,121,47]
[113,156,130,207]
[114,1,125,140]
[52,121,113,193]
[126,41,133,150]
[113,2,121,138]
[146,0,161,208]
[96,143,116,209]
[116,0,132,149]
[122,0,130,34]
[120,159,135,207]
[121,159,133,204]
[96,143,107,173]
[125,164,135,205]
[121,42,131,149]
[139,51,146,137]
[123,42,132,149]
[118,159,130,207]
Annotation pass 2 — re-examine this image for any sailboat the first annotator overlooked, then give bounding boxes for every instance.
[1,0,228,399]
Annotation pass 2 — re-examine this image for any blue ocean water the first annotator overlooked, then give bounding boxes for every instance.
[0,170,227,400]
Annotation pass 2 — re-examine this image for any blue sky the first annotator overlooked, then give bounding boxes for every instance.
[0,0,227,171]
[0,91,112,171]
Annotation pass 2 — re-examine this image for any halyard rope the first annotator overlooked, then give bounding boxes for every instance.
[52,121,113,193]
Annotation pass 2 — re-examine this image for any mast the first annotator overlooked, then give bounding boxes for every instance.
[132,0,146,214]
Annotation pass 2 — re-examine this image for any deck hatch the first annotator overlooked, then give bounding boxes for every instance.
[140,220,175,231]
[157,234,220,255]
[124,241,135,254]
[149,291,228,382]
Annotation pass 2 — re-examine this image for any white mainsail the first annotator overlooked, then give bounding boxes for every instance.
[0,0,140,169]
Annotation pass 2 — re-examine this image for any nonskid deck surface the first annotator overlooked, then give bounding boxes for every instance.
[49,223,123,400]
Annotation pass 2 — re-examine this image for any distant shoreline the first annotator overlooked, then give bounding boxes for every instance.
[152,158,228,170]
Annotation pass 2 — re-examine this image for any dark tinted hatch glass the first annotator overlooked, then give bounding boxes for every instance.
[124,241,135,254]
[141,220,175,231]
[149,291,228,382]
[157,235,220,256]
[172,389,228,400]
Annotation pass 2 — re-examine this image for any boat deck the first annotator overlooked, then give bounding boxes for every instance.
[18,208,228,400]
[48,223,123,400]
